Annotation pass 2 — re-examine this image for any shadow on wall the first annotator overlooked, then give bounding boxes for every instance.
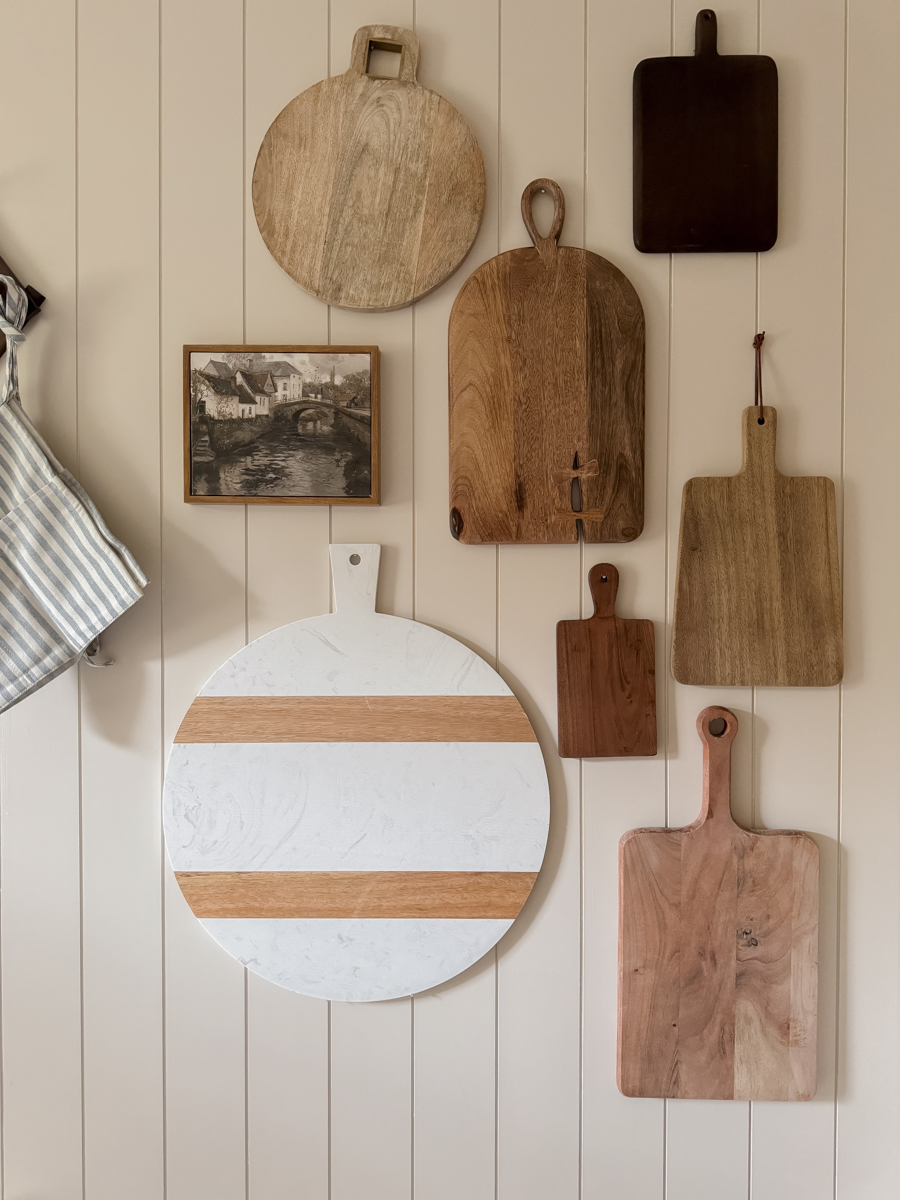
[80,518,245,747]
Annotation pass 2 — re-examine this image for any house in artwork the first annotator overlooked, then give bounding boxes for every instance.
[234,370,275,418]
[202,359,234,381]
[250,358,305,403]
[194,373,240,419]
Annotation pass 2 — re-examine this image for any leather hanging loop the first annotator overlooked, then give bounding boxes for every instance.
[753,331,766,409]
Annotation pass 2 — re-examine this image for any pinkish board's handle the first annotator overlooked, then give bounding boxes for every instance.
[696,705,738,824]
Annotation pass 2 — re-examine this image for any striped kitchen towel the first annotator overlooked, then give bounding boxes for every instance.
[0,274,146,711]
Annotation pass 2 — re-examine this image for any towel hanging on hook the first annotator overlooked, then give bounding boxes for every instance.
[0,254,44,358]
[0,274,147,711]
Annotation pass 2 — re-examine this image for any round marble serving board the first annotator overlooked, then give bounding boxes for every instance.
[164,544,549,1002]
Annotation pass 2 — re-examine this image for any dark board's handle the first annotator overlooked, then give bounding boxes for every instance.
[587,564,619,619]
[696,705,737,824]
[695,9,718,56]
[521,179,565,264]
[349,25,419,84]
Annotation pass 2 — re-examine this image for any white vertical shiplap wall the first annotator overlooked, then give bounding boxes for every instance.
[2,1,898,1198]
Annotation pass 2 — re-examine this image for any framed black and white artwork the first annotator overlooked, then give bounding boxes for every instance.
[183,345,379,504]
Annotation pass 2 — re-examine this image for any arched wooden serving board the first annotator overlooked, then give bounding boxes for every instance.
[449,179,645,544]
[252,25,485,311]
[618,707,818,1101]
[164,545,549,1002]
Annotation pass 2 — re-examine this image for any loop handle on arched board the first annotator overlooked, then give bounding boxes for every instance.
[521,179,566,263]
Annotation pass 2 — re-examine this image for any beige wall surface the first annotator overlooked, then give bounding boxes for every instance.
[2,0,898,1196]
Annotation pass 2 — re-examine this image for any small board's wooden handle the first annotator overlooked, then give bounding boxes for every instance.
[521,179,565,263]
[349,25,420,84]
[696,705,738,824]
[695,9,718,56]
[588,564,619,619]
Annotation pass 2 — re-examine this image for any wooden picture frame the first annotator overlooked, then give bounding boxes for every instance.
[183,345,380,504]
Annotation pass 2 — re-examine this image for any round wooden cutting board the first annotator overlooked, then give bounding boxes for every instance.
[252,25,486,311]
[164,545,549,1002]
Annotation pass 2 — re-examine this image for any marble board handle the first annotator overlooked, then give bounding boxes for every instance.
[330,544,381,614]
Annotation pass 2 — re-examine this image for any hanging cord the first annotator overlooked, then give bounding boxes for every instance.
[753,331,766,413]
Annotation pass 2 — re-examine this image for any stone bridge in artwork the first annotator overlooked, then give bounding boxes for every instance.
[274,398,371,445]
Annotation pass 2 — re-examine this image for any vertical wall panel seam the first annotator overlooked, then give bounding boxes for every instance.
[833,0,851,1193]
[578,2,588,1197]
[411,4,419,1181]
[243,970,249,1200]
[747,5,764,1183]
[495,6,502,1197]
[663,5,674,1192]
[158,0,168,1193]
[74,1,88,1195]
[327,1000,332,1200]
[326,0,333,571]
[0,640,5,1200]
[241,7,250,1196]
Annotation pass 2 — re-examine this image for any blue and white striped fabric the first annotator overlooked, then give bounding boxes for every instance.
[0,274,146,711]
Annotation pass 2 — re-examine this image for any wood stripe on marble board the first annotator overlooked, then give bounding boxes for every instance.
[176,870,539,918]
[175,693,536,741]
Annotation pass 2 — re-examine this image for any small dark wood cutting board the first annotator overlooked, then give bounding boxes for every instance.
[556,564,656,758]
[618,707,818,1101]
[634,9,778,253]
[449,179,644,544]
[672,405,842,686]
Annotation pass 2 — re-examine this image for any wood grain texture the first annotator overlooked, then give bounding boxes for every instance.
[617,706,818,1101]
[174,694,536,743]
[252,25,485,311]
[176,870,538,919]
[449,179,644,544]
[672,406,842,686]
[633,9,778,253]
[556,563,656,757]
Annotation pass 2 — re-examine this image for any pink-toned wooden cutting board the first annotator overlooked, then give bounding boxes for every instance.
[618,706,818,1100]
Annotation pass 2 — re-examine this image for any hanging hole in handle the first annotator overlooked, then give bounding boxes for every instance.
[708,717,727,737]
[600,574,608,583]
[521,179,565,249]
[531,190,557,240]
[349,553,361,566]
[757,417,765,425]
[366,39,402,78]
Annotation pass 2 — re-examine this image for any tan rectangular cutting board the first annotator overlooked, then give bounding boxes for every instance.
[672,406,842,686]
[618,707,818,1101]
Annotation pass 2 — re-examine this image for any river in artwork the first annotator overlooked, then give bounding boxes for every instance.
[192,411,371,499]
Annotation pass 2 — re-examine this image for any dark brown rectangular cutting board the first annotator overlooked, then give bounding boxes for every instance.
[672,406,842,686]
[449,179,644,544]
[634,9,778,253]
[556,564,656,757]
[618,707,818,1101]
